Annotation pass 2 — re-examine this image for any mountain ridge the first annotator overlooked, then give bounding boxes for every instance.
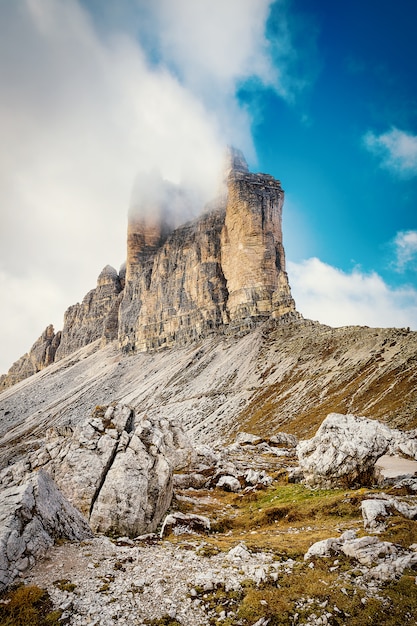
[1,317,415,473]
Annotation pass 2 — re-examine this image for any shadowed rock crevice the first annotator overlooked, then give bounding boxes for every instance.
[88,406,135,519]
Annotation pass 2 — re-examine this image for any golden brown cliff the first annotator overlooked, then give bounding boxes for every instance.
[117,150,298,353]
[1,149,298,387]
[221,165,294,322]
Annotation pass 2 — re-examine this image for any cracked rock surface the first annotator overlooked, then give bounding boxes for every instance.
[0,470,92,590]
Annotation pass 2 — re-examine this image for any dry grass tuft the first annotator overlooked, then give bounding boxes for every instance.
[197,561,417,625]
[0,584,62,626]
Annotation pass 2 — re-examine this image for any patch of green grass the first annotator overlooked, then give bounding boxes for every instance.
[0,584,62,626]
[170,482,370,558]
[379,515,417,549]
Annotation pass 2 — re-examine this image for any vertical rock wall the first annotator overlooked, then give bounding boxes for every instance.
[220,164,295,322]
[118,150,297,353]
[118,205,229,352]
[1,149,298,387]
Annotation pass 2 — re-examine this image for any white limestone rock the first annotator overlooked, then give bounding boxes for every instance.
[41,404,134,516]
[88,416,179,537]
[10,404,193,539]
[389,430,417,460]
[304,530,356,560]
[226,542,252,561]
[297,413,405,488]
[269,433,298,448]
[244,469,272,487]
[361,499,389,532]
[159,512,210,538]
[217,475,241,492]
[305,529,417,582]
[235,432,264,446]
[0,470,91,589]
[173,473,208,489]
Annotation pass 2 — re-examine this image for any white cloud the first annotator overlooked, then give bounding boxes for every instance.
[0,268,68,373]
[393,230,417,271]
[0,0,291,373]
[363,127,417,177]
[147,0,276,92]
[288,258,417,329]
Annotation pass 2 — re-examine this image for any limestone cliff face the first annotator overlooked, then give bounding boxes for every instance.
[1,150,298,386]
[118,151,297,352]
[0,325,61,391]
[221,163,295,322]
[118,203,230,352]
[54,265,123,361]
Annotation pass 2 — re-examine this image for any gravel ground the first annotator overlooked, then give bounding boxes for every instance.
[24,535,292,625]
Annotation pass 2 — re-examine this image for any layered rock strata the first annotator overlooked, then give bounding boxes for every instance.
[0,325,61,391]
[118,206,230,352]
[54,265,123,361]
[0,149,297,385]
[118,150,297,353]
[221,167,293,322]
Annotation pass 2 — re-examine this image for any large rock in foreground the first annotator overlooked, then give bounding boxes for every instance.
[1,404,194,539]
[297,413,417,488]
[0,470,92,590]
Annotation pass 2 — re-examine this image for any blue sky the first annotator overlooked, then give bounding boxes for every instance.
[249,0,417,330]
[0,0,416,373]
[254,1,416,283]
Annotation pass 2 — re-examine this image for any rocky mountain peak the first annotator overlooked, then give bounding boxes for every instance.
[1,149,298,387]
[97,265,121,286]
[118,150,297,353]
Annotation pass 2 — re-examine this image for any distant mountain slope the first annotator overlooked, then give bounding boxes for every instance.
[1,319,415,470]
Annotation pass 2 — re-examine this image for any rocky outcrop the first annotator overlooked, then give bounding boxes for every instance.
[118,206,230,352]
[0,403,195,587]
[296,413,417,488]
[361,496,417,533]
[118,148,297,353]
[304,529,417,583]
[2,149,298,385]
[0,404,194,539]
[0,325,61,391]
[221,165,294,322]
[159,512,211,538]
[87,413,179,537]
[55,265,123,361]
[0,470,92,590]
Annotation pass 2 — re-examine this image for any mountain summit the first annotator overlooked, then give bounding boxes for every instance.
[1,149,299,388]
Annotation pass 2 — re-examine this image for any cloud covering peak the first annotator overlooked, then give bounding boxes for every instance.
[0,0,286,373]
